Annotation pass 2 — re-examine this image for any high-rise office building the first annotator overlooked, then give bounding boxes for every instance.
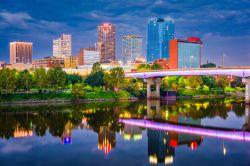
[122,35,142,64]
[53,34,72,58]
[147,18,174,62]
[169,37,202,69]
[10,42,32,64]
[97,23,116,63]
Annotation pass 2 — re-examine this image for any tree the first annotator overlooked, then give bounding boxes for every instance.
[0,68,17,93]
[151,63,163,70]
[91,62,104,73]
[33,68,47,92]
[66,74,83,85]
[16,70,33,92]
[137,64,151,71]
[104,67,125,91]
[47,67,66,90]
[187,76,203,89]
[201,76,217,88]
[85,71,105,89]
[217,76,230,89]
[72,83,85,100]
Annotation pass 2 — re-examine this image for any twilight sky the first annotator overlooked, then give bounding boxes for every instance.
[0,0,250,66]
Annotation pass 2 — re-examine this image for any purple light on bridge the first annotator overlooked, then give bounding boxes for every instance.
[119,119,250,142]
[125,69,250,78]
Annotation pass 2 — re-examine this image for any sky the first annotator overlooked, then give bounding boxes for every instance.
[0,0,250,66]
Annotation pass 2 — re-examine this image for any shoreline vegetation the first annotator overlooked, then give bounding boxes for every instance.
[0,62,246,106]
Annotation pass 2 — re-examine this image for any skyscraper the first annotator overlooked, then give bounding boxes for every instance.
[97,23,116,63]
[147,18,174,62]
[53,34,72,58]
[122,35,142,64]
[10,41,32,64]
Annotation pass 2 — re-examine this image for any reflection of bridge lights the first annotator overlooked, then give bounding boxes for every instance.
[119,119,250,142]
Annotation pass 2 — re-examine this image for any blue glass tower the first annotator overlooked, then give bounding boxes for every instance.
[147,18,175,62]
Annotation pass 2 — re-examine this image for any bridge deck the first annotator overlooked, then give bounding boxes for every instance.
[125,68,250,78]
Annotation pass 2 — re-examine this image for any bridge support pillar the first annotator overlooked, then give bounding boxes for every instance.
[245,78,250,104]
[144,78,162,99]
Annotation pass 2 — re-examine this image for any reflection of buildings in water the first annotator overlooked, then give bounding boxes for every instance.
[61,122,73,144]
[147,115,203,165]
[123,125,142,141]
[148,130,175,165]
[14,127,33,138]
[79,117,90,129]
[98,126,116,154]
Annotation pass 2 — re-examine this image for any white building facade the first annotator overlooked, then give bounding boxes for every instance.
[53,34,72,58]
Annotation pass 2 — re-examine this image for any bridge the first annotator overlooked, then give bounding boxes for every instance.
[125,68,250,103]
[119,119,250,142]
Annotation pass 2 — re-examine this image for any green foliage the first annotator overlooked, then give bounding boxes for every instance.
[16,70,33,91]
[122,78,140,96]
[47,67,66,90]
[151,63,163,70]
[187,76,203,89]
[0,68,17,93]
[72,83,85,100]
[85,71,105,89]
[0,92,72,102]
[66,74,83,85]
[217,76,230,89]
[137,64,151,71]
[137,63,163,71]
[201,76,217,88]
[33,68,47,91]
[85,90,130,100]
[104,67,125,91]
[91,62,104,73]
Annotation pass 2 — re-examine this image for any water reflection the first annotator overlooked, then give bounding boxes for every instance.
[0,99,249,165]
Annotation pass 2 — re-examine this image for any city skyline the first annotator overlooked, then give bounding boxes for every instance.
[0,0,249,66]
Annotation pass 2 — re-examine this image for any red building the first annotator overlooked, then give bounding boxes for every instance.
[154,59,170,69]
[169,37,202,69]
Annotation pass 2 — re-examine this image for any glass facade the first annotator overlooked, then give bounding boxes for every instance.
[122,35,142,64]
[147,18,174,62]
[178,42,200,69]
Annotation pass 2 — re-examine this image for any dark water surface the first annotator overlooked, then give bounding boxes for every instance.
[0,99,250,166]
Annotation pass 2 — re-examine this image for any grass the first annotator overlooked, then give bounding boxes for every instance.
[0,92,72,102]
[85,90,130,100]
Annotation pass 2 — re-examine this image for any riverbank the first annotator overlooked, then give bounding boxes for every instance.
[0,90,137,106]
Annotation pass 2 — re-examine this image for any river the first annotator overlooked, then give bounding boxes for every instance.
[0,98,250,166]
